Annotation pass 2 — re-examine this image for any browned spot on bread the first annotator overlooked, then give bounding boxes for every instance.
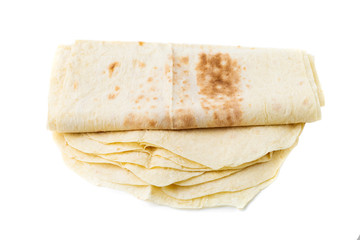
[135,95,144,103]
[303,98,309,105]
[123,113,167,129]
[202,105,210,111]
[181,57,189,64]
[196,53,241,98]
[123,113,135,127]
[108,62,120,78]
[154,66,158,70]
[150,105,156,109]
[173,109,196,128]
[115,86,120,91]
[246,84,250,89]
[138,41,144,46]
[226,115,232,123]
[138,62,146,68]
[214,112,219,121]
[183,70,189,74]
[165,64,170,73]
[108,93,118,100]
[299,81,304,85]
[176,63,181,67]
[243,66,247,70]
[196,53,243,126]
[73,81,78,89]
[153,97,158,100]
[148,120,156,127]
[147,77,153,82]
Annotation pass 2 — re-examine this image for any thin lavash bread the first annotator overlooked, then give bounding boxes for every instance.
[48,41,323,209]
[48,41,324,133]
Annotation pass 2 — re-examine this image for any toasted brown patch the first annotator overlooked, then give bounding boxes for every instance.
[135,95,144,103]
[246,84,250,89]
[123,113,135,127]
[181,57,189,64]
[138,41,144,46]
[196,53,241,98]
[196,52,243,126]
[108,93,117,100]
[108,62,120,77]
[148,120,156,127]
[147,77,153,82]
[154,66,158,70]
[123,113,167,129]
[138,62,146,68]
[115,85,120,91]
[173,109,196,128]
[165,64,170,73]
[73,81,78,89]
[153,97,158,100]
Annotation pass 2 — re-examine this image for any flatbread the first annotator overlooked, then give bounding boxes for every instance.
[64,124,303,169]
[48,41,323,132]
[175,169,240,186]
[161,144,294,199]
[61,154,147,186]
[102,178,276,209]
[122,163,203,187]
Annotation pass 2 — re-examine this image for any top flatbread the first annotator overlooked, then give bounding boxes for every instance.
[48,41,323,132]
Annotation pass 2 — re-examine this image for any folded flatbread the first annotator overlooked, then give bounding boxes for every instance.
[48,41,324,132]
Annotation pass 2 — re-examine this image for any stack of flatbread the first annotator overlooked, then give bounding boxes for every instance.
[48,41,324,209]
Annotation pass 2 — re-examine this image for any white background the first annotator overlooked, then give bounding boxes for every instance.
[0,0,359,239]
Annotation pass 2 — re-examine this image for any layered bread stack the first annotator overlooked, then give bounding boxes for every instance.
[48,41,324,209]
